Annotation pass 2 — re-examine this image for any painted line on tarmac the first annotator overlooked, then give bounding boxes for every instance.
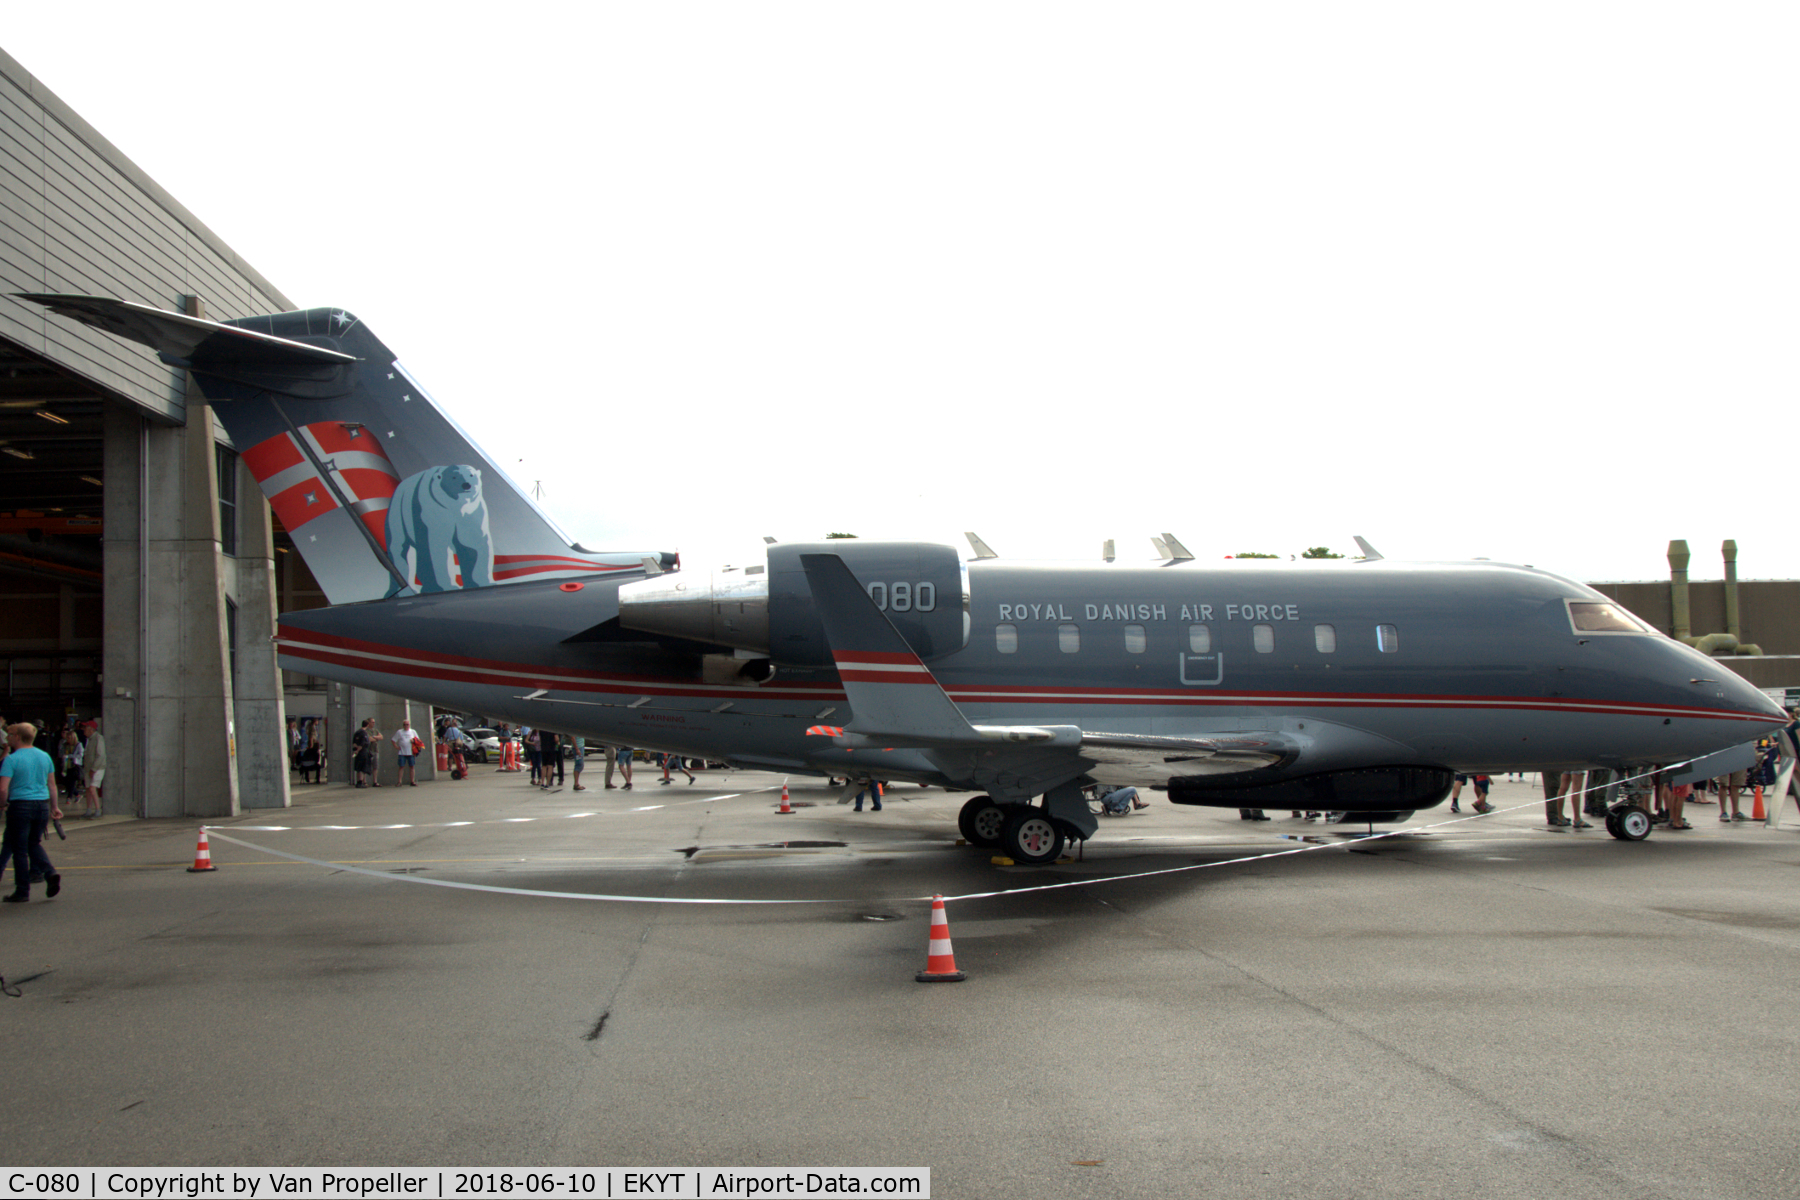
[226,788,773,833]
[201,829,840,904]
[198,764,1697,908]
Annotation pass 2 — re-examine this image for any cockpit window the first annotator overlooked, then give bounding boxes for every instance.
[1568,601,1655,634]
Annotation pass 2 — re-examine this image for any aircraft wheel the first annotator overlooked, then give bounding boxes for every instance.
[1609,804,1652,841]
[958,796,1008,847]
[999,808,1066,865]
[1603,809,1623,838]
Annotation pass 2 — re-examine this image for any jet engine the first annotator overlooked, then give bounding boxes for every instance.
[618,541,970,667]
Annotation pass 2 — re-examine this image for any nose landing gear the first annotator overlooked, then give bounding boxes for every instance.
[1605,803,1652,841]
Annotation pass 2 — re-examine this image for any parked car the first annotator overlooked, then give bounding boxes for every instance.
[463,727,508,763]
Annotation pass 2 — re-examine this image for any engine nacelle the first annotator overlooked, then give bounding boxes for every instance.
[618,541,970,668]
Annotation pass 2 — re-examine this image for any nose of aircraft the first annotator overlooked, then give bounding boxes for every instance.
[1670,639,1788,726]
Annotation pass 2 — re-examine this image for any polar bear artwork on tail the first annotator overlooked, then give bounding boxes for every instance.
[384,464,495,596]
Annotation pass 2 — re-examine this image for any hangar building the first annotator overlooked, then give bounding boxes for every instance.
[0,46,423,818]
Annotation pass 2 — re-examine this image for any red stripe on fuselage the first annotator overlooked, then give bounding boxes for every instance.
[273,624,1776,724]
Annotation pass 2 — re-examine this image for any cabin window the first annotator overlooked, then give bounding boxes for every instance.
[1252,623,1274,653]
[1377,623,1399,652]
[1059,623,1081,653]
[1568,601,1653,634]
[996,623,1018,654]
[1314,624,1336,653]
[1188,624,1211,654]
[1124,624,1146,654]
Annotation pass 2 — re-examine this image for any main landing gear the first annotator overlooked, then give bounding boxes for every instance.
[957,793,1086,865]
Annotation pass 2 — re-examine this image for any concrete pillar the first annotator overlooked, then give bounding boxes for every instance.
[232,463,289,810]
[1668,540,1691,641]
[99,347,240,818]
[326,679,353,785]
[99,404,145,817]
[144,369,239,819]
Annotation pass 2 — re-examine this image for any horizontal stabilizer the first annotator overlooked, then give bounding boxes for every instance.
[17,294,355,370]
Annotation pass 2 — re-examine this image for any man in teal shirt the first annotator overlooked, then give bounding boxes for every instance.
[0,722,63,902]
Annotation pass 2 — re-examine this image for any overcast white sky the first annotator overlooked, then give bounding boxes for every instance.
[6,4,1795,581]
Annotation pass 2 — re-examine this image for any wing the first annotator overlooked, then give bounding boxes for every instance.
[797,551,1296,798]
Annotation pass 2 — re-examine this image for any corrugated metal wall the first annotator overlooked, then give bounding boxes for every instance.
[0,45,293,423]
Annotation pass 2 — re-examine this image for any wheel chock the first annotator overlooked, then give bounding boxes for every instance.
[989,855,1015,866]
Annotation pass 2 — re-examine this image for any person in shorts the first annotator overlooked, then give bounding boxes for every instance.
[392,718,423,786]
[81,718,107,818]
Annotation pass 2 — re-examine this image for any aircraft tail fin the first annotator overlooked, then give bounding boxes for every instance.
[21,295,674,604]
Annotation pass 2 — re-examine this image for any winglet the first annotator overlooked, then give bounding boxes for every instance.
[1353,535,1384,561]
[1161,532,1195,562]
[964,532,998,560]
[800,553,979,743]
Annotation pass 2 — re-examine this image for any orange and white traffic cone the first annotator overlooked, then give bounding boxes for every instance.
[187,827,218,873]
[500,739,520,771]
[915,894,966,983]
[1752,785,1766,821]
[777,780,793,815]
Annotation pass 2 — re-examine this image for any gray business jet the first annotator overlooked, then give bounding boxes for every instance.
[24,295,1787,862]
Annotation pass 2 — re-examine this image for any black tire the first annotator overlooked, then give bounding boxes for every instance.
[999,807,1066,865]
[958,795,1008,847]
[1609,804,1652,841]
[1603,809,1623,838]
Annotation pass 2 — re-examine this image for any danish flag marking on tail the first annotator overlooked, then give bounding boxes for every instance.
[241,422,400,545]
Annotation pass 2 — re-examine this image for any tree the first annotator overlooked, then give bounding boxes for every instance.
[1232,552,1278,559]
[825,532,858,539]
[1301,547,1344,559]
